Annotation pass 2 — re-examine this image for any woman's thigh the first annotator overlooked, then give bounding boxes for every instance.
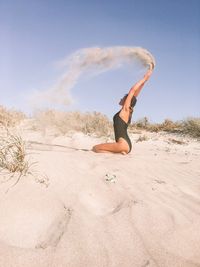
[93,140,129,154]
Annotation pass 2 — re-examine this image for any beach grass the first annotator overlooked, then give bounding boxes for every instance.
[0,105,199,138]
[131,117,200,138]
[33,110,112,137]
[0,105,26,127]
[0,130,30,175]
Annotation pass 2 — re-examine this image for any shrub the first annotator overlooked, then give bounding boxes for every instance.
[133,117,181,133]
[33,110,112,137]
[0,106,26,127]
[132,117,200,139]
[134,117,149,129]
[82,112,112,136]
[160,119,180,132]
[180,118,200,138]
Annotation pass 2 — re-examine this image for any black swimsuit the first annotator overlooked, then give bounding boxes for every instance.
[113,112,132,152]
[113,96,137,153]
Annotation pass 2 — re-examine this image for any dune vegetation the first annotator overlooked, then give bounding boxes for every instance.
[0,105,199,138]
[0,105,26,127]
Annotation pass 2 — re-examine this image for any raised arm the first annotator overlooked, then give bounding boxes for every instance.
[123,65,154,110]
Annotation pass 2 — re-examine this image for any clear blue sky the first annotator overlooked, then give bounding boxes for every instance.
[0,0,199,122]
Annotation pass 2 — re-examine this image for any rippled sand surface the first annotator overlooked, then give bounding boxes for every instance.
[0,127,200,267]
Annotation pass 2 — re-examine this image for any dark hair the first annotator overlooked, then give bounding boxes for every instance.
[124,94,137,108]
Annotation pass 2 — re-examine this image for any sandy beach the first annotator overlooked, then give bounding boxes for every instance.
[1,0,199,265]
[0,120,200,267]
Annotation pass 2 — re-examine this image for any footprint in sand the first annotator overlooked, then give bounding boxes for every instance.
[79,191,138,216]
[79,192,114,216]
[0,183,71,249]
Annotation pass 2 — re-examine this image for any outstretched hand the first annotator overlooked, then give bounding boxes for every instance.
[130,62,154,95]
[149,62,154,70]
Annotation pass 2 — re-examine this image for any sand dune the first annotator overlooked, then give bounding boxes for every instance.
[0,123,200,267]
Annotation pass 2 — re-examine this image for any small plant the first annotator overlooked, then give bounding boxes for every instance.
[135,117,149,129]
[136,134,149,142]
[0,130,45,191]
[168,138,186,145]
[0,130,30,175]
[161,119,180,132]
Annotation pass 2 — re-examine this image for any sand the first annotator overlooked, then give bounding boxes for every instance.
[0,123,200,267]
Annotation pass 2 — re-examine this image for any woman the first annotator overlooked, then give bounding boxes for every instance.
[92,64,154,154]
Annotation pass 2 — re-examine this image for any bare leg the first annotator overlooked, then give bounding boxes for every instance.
[92,138,130,154]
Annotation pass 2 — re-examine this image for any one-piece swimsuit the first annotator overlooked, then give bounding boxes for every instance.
[113,111,132,153]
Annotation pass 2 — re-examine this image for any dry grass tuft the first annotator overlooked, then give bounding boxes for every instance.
[132,117,200,139]
[136,134,149,143]
[180,118,200,138]
[0,130,30,175]
[167,138,186,145]
[0,130,49,190]
[160,119,180,132]
[0,105,26,127]
[132,118,180,133]
[134,117,149,129]
[33,110,112,137]
[82,112,112,136]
